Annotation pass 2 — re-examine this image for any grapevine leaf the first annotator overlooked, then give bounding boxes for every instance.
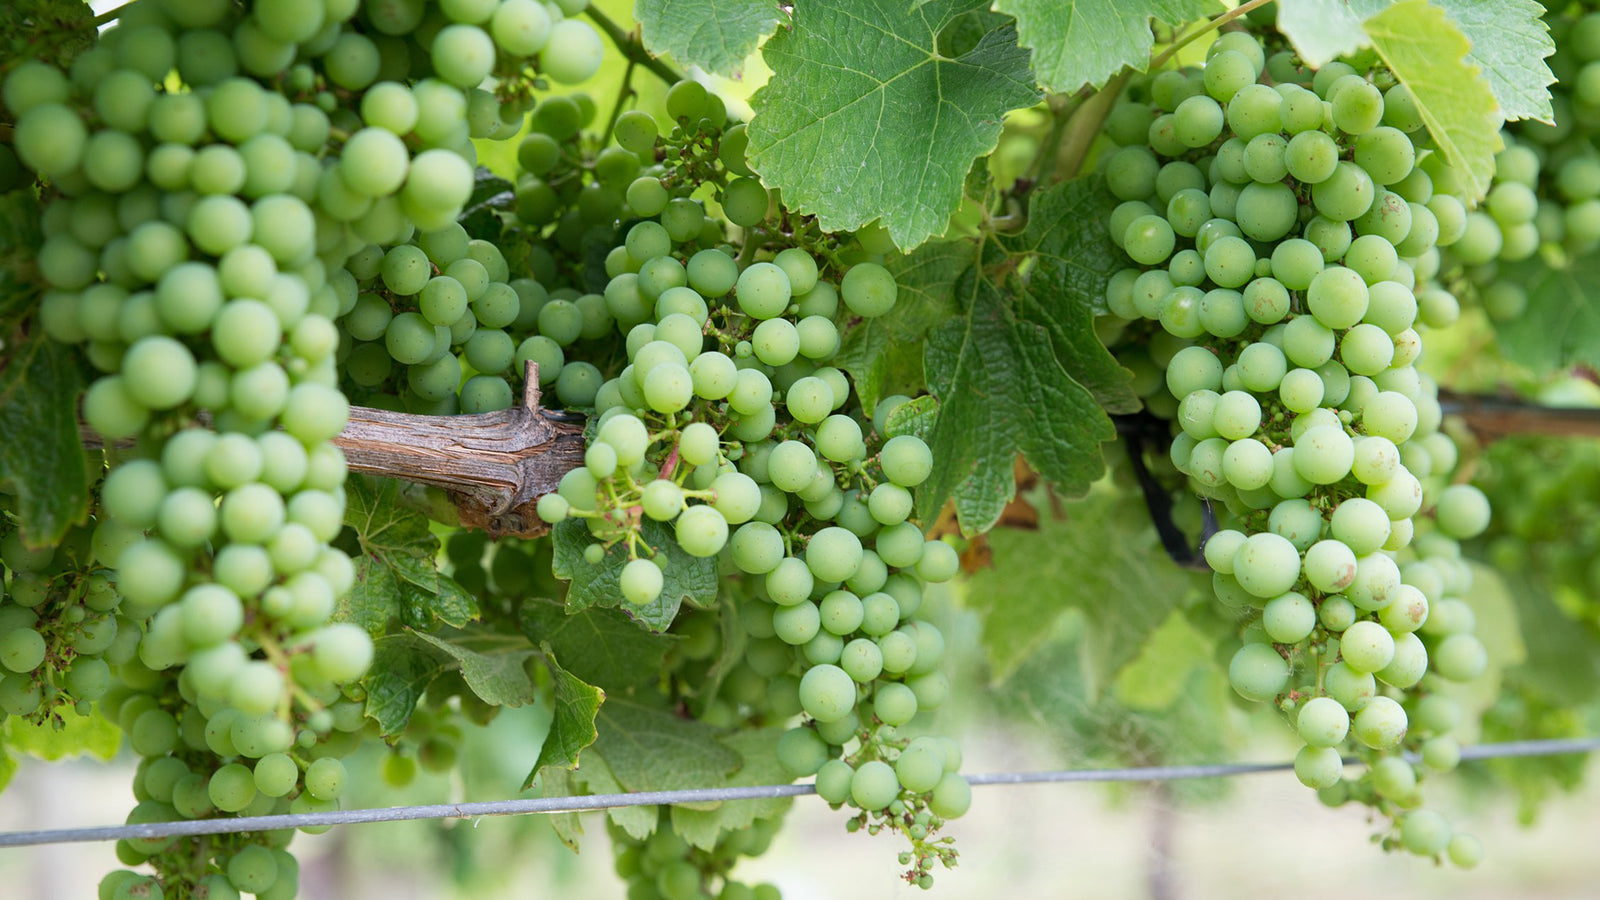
[884,394,938,444]
[1364,0,1502,201]
[1493,256,1600,374]
[746,0,1041,250]
[919,271,1115,534]
[0,0,95,75]
[0,190,44,332]
[670,728,795,849]
[966,487,1194,687]
[529,645,605,780]
[589,697,741,797]
[457,168,515,241]
[576,751,659,839]
[550,519,716,633]
[1000,176,1140,414]
[836,241,968,412]
[1278,0,1554,124]
[362,633,452,735]
[1112,609,1213,711]
[634,0,786,77]
[995,619,1232,799]
[341,475,479,635]
[0,748,13,792]
[1436,0,1555,125]
[519,597,671,696]
[1273,0,1395,68]
[992,0,1223,93]
[1507,576,1600,706]
[1,709,120,762]
[536,766,584,851]
[0,335,88,547]
[408,628,538,708]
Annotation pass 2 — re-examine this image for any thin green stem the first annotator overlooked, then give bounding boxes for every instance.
[1055,71,1130,181]
[600,55,639,148]
[586,7,686,86]
[92,2,134,27]
[1150,0,1276,71]
[1028,91,1089,186]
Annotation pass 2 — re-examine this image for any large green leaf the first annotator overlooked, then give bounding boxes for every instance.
[1494,255,1600,374]
[0,335,88,547]
[0,0,94,75]
[966,487,1195,688]
[1000,177,1140,414]
[529,646,605,778]
[634,0,785,77]
[1277,0,1553,124]
[550,519,716,632]
[746,0,1041,250]
[362,633,453,735]
[0,190,44,332]
[2,709,121,762]
[669,728,794,850]
[919,271,1115,534]
[835,241,969,413]
[991,613,1232,798]
[409,628,538,708]
[341,476,478,634]
[994,0,1223,93]
[519,597,671,696]
[589,698,741,794]
[1364,0,1502,201]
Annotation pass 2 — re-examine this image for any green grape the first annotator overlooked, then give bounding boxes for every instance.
[850,760,900,811]
[840,263,897,317]
[1227,643,1288,701]
[1351,695,1407,749]
[798,664,856,723]
[674,505,729,557]
[722,177,769,227]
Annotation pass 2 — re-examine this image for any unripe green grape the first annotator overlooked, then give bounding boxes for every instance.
[675,505,728,557]
[1351,695,1407,749]
[1294,695,1350,748]
[850,760,900,811]
[838,262,898,318]
[1228,643,1288,701]
[798,664,856,723]
[1232,532,1300,599]
[735,262,791,319]
[1294,745,1344,790]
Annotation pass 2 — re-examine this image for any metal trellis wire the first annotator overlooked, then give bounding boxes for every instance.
[0,737,1595,849]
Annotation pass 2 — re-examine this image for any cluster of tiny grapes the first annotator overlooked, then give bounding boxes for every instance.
[513,82,971,886]
[607,809,785,900]
[1098,29,1491,864]
[0,520,138,721]
[1435,5,1600,324]
[5,0,607,895]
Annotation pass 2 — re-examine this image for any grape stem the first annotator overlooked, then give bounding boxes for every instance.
[1053,71,1130,181]
[92,2,134,27]
[1149,0,1277,72]
[599,54,639,149]
[586,7,686,87]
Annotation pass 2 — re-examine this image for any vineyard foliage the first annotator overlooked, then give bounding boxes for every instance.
[3,0,1600,897]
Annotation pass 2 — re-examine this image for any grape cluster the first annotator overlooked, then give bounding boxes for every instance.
[608,810,785,900]
[507,85,971,885]
[5,0,608,894]
[1099,30,1490,862]
[0,520,136,721]
[1431,5,1600,325]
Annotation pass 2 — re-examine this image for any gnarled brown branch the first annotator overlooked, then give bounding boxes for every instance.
[82,363,586,538]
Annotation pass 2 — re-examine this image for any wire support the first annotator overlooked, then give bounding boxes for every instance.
[1,737,1595,849]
